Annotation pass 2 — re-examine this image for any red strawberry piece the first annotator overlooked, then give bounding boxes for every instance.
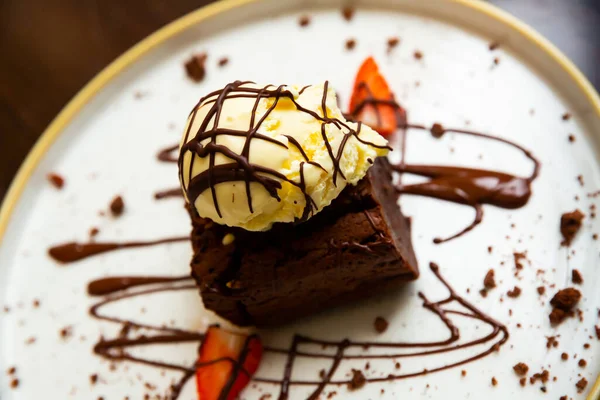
[196,325,263,400]
[348,56,400,137]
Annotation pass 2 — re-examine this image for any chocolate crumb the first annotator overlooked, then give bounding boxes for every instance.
[537,286,545,295]
[568,134,576,142]
[7,366,16,375]
[540,387,547,393]
[577,175,584,186]
[479,289,488,298]
[595,325,600,340]
[487,246,493,253]
[90,374,98,384]
[110,196,125,217]
[576,377,587,393]
[387,37,400,52]
[47,173,65,189]
[298,15,310,27]
[215,57,229,68]
[546,336,559,349]
[519,377,526,387]
[413,50,423,60]
[489,42,500,51]
[60,325,73,339]
[572,269,583,284]
[513,363,529,376]
[25,336,36,345]
[461,370,467,377]
[549,308,568,325]
[583,343,590,349]
[342,7,354,21]
[562,112,572,121]
[374,316,389,333]
[395,362,401,369]
[594,233,599,240]
[513,252,527,270]
[560,396,567,400]
[491,377,498,386]
[507,286,521,298]
[560,209,585,246]
[345,38,356,50]
[327,391,337,399]
[551,288,582,311]
[483,269,496,289]
[493,57,500,65]
[578,359,587,368]
[184,53,207,82]
[530,370,549,384]
[33,299,40,308]
[348,369,366,390]
[561,352,568,360]
[10,378,19,389]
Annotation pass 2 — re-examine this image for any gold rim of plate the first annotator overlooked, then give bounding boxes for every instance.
[0,0,598,397]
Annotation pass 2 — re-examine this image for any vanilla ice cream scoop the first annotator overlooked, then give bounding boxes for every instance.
[178,81,389,231]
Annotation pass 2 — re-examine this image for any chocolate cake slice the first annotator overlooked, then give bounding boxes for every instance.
[189,158,418,326]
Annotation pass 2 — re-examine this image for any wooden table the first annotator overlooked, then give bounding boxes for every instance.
[0,0,599,201]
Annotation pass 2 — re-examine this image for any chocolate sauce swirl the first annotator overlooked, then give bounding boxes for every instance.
[86,264,508,399]
[48,236,188,263]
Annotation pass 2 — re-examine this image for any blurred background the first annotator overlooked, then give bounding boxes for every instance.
[0,0,599,202]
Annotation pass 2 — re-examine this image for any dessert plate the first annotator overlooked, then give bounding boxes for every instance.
[1,0,599,399]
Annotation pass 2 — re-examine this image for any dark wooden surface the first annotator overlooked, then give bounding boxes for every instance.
[0,0,599,201]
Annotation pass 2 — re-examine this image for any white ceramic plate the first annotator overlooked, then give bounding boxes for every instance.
[1,0,599,399]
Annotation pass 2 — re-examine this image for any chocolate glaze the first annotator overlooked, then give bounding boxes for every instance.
[48,236,188,263]
[349,89,539,243]
[88,275,191,296]
[178,81,389,221]
[157,144,180,163]
[391,123,539,243]
[86,263,507,399]
[154,187,184,200]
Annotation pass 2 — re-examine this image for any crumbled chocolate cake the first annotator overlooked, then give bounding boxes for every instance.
[348,369,366,390]
[571,269,583,284]
[342,7,354,21]
[560,209,585,246]
[549,288,581,325]
[430,123,444,138]
[413,50,423,60]
[218,57,229,67]
[374,316,389,333]
[561,352,568,360]
[345,38,356,50]
[513,363,529,376]
[184,53,207,82]
[507,286,521,298]
[491,377,498,386]
[47,173,65,189]
[575,377,587,393]
[483,269,496,289]
[537,286,545,295]
[110,196,125,217]
[562,112,572,121]
[10,378,19,389]
[298,15,310,27]
[387,37,400,53]
[489,42,500,51]
[546,336,559,349]
[578,359,587,368]
[89,227,100,238]
[568,134,576,142]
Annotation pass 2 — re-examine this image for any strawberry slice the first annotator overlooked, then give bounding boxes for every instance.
[348,56,400,137]
[196,325,263,400]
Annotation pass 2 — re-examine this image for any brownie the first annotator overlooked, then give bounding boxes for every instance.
[188,158,419,326]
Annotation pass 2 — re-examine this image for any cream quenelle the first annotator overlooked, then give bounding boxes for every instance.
[178,81,389,231]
